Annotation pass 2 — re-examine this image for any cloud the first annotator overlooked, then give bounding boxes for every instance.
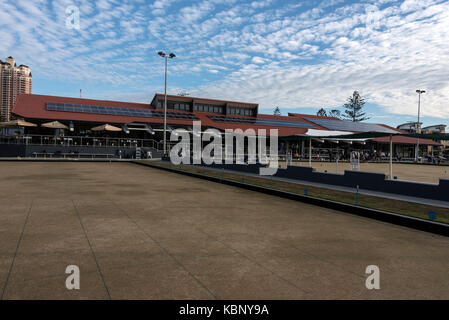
[150,0,176,15]
[0,0,448,121]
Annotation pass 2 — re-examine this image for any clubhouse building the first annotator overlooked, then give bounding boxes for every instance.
[0,93,442,160]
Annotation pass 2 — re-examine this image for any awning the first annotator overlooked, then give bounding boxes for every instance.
[125,123,154,134]
[304,129,354,137]
[283,131,393,141]
[402,133,449,141]
[41,121,69,129]
[0,119,37,128]
[91,124,122,132]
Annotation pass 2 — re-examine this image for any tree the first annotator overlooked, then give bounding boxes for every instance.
[317,108,327,116]
[317,108,342,119]
[328,109,341,119]
[342,91,369,122]
[273,106,281,116]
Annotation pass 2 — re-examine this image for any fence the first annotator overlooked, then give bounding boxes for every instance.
[185,160,449,203]
[0,134,162,150]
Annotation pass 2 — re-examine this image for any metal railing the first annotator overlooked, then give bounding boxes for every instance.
[0,134,163,150]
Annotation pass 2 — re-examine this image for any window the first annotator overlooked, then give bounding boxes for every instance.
[173,103,189,111]
[228,107,253,116]
[193,103,224,114]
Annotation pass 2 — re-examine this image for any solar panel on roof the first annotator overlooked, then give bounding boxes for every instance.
[304,118,397,134]
[208,115,316,129]
[45,102,200,120]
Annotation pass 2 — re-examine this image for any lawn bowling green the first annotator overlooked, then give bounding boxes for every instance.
[0,161,448,299]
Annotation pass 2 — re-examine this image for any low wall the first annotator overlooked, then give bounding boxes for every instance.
[166,158,449,202]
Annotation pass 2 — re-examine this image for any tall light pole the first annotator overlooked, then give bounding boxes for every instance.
[158,51,176,155]
[415,89,425,162]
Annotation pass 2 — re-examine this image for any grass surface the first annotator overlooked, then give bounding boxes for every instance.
[144,161,449,225]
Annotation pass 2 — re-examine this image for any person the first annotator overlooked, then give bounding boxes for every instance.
[147,151,152,159]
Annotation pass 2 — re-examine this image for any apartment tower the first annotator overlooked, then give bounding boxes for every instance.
[0,56,32,121]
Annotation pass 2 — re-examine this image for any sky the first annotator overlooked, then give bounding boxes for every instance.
[1,0,449,127]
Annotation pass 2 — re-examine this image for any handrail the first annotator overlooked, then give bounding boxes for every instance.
[0,134,163,151]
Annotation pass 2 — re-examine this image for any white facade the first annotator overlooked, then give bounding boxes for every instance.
[397,122,422,133]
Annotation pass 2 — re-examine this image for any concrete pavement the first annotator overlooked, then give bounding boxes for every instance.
[0,161,448,299]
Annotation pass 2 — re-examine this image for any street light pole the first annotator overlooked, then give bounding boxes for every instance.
[415,89,426,162]
[163,55,168,155]
[158,51,176,156]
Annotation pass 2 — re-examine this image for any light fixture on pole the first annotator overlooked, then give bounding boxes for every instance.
[158,51,176,156]
[415,89,426,162]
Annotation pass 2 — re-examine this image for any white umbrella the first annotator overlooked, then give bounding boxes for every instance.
[91,124,122,132]
[41,121,69,129]
[0,119,37,128]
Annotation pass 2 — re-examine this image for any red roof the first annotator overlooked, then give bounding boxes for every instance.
[372,135,441,146]
[151,93,259,107]
[13,94,436,142]
[288,112,340,120]
[11,94,309,137]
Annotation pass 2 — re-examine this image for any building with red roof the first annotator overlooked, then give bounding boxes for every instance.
[1,93,442,159]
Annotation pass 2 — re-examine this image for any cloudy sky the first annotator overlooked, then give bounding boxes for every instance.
[1,0,448,126]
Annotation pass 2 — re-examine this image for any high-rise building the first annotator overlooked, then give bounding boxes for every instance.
[0,56,32,121]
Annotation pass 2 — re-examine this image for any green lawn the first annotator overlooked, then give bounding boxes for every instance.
[142,161,449,225]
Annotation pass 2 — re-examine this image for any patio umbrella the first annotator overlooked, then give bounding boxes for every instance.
[91,124,122,132]
[41,121,69,129]
[0,119,37,128]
